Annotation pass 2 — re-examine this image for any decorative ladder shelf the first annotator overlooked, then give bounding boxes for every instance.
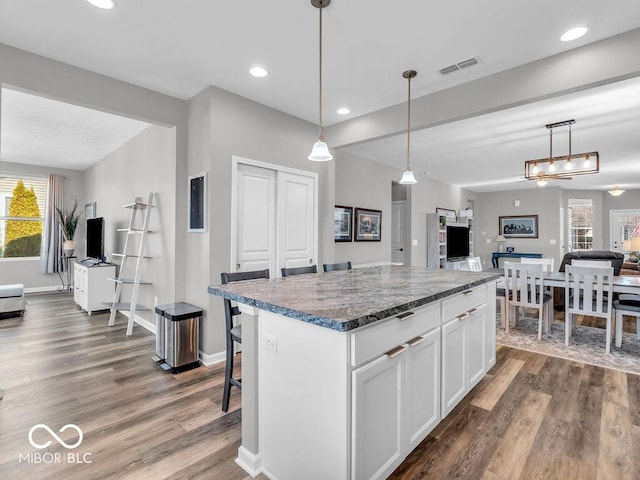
[106,192,155,335]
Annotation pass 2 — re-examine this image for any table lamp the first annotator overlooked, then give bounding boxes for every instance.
[632,236,640,252]
[495,235,507,253]
[623,239,631,251]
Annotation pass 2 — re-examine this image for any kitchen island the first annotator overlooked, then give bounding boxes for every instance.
[209,265,499,480]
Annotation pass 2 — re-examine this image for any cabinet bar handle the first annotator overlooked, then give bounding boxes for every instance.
[408,336,425,347]
[468,308,479,315]
[385,345,407,358]
[463,290,473,295]
[458,312,470,321]
[396,311,415,321]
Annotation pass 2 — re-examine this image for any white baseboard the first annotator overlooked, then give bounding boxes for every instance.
[24,286,60,293]
[236,446,263,478]
[199,350,225,366]
[119,311,156,334]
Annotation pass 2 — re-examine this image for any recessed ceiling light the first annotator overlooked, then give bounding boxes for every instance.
[560,26,588,42]
[249,67,268,78]
[336,107,350,115]
[86,0,116,9]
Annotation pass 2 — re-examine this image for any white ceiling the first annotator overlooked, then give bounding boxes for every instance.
[1,0,640,187]
[341,76,640,193]
[0,88,151,170]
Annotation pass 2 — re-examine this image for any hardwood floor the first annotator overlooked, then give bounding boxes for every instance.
[1,293,639,480]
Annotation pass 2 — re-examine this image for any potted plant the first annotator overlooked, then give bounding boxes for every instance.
[56,200,81,257]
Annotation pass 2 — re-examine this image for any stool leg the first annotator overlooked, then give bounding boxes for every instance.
[616,310,623,348]
[606,315,612,354]
[222,343,234,412]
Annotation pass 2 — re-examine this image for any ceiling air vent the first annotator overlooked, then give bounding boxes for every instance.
[438,56,479,75]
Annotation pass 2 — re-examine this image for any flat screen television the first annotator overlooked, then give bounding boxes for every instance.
[86,217,105,262]
[446,225,470,259]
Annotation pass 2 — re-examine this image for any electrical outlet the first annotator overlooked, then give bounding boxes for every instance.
[264,334,278,352]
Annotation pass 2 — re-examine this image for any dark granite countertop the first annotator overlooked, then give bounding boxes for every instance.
[208,265,500,332]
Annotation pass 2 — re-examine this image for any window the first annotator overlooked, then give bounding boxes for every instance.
[568,199,593,251]
[0,176,47,259]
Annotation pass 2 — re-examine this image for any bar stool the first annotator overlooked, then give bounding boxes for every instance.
[220,268,270,412]
[281,265,317,277]
[323,261,352,272]
[614,295,640,350]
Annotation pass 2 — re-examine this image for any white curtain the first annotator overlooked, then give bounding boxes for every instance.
[40,174,64,274]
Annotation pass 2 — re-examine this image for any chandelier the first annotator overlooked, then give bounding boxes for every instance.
[524,119,599,182]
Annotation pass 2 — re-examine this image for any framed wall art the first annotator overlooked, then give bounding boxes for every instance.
[436,207,457,223]
[355,208,382,242]
[334,205,353,242]
[499,215,538,238]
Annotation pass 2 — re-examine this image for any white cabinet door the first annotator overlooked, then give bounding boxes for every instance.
[467,310,486,389]
[352,353,404,480]
[277,172,316,270]
[404,328,440,451]
[441,317,466,417]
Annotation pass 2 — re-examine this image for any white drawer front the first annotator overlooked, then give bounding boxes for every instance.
[350,302,440,367]
[441,285,486,322]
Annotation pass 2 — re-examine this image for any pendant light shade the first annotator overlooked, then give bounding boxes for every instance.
[308,0,333,162]
[308,137,333,161]
[399,70,418,184]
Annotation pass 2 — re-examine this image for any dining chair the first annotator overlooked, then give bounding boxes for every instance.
[467,256,482,272]
[571,259,612,268]
[614,294,640,349]
[220,268,270,412]
[323,261,352,272]
[503,261,552,339]
[281,265,318,277]
[521,257,555,272]
[564,264,614,353]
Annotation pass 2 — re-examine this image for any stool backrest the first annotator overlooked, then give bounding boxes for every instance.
[281,265,317,277]
[323,261,352,272]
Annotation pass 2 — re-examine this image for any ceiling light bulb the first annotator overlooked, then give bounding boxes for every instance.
[537,179,548,187]
[308,137,333,162]
[565,158,573,170]
[249,67,268,77]
[548,161,556,173]
[86,0,116,9]
[336,107,350,115]
[583,154,591,167]
[560,27,588,42]
[532,162,539,174]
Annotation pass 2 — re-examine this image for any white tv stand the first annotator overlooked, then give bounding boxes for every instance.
[73,262,116,315]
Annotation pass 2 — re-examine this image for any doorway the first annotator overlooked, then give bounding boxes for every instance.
[610,209,640,252]
[391,182,410,265]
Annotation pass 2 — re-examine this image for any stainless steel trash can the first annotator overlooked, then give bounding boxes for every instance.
[153,304,170,362]
[156,302,202,373]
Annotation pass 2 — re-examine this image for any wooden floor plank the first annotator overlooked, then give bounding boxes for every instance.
[471,357,525,411]
[597,401,636,480]
[484,390,551,480]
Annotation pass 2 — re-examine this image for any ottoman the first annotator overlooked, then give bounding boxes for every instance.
[0,283,25,318]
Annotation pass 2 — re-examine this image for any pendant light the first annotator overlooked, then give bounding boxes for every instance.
[308,0,333,162]
[399,70,417,185]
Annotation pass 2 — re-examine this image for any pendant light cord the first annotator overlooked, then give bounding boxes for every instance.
[318,3,324,139]
[406,74,411,169]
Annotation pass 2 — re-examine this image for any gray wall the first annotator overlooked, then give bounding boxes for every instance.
[0,161,83,289]
[0,42,188,302]
[187,86,333,356]
[603,188,640,248]
[475,187,563,269]
[83,124,176,323]
[333,151,396,265]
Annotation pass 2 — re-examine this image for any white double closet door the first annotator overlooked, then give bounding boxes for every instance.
[235,161,317,278]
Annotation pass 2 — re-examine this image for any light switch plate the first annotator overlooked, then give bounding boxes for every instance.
[412,239,418,246]
[550,239,556,245]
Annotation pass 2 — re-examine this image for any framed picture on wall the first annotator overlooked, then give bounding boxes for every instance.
[354,208,382,242]
[334,206,353,242]
[188,172,208,232]
[499,214,538,238]
[436,207,457,223]
[85,202,96,220]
